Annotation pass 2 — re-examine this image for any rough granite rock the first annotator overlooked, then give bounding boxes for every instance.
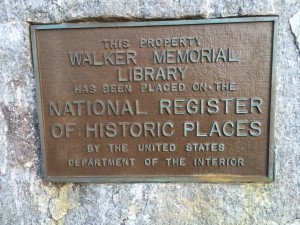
[0,0,299,225]
[208,0,275,17]
[1,0,277,23]
[290,10,300,51]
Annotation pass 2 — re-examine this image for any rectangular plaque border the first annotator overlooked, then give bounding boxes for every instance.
[31,16,278,183]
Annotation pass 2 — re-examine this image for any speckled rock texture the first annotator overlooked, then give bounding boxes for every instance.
[0,1,299,225]
[290,10,300,51]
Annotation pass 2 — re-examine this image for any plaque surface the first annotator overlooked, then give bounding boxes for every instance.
[31,17,277,182]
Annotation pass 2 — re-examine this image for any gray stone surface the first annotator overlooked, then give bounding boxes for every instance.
[0,0,300,225]
[290,10,300,51]
[1,0,278,23]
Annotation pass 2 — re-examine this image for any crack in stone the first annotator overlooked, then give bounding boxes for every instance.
[289,10,300,52]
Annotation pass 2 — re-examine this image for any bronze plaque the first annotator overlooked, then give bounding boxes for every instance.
[31,17,277,182]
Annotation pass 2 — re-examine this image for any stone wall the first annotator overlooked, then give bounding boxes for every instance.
[0,1,299,224]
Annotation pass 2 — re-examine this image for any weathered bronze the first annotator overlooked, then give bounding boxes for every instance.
[31,17,277,182]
